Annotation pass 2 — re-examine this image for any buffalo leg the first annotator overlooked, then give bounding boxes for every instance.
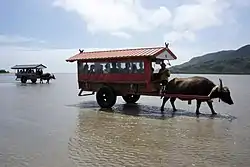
[160,97,170,114]
[206,101,217,115]
[196,100,202,115]
[170,97,177,112]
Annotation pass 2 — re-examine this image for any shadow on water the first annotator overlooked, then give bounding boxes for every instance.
[14,82,55,87]
[66,101,237,122]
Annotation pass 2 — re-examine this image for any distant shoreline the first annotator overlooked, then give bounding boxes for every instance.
[0,70,10,74]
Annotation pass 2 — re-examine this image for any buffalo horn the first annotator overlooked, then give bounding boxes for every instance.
[219,78,223,91]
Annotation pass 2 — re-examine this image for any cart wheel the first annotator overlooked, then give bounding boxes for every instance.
[96,86,117,108]
[122,94,140,104]
[21,77,27,83]
[31,78,37,84]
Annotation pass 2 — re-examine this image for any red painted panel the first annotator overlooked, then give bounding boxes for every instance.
[78,73,147,83]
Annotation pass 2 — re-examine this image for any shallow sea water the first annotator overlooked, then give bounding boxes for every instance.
[0,73,249,167]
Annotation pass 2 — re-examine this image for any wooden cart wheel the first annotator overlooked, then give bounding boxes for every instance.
[31,78,37,84]
[21,77,27,83]
[122,94,140,104]
[96,86,117,108]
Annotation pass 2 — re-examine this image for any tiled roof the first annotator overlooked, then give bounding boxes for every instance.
[66,46,177,62]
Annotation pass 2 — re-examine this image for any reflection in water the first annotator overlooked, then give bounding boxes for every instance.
[68,101,237,121]
[68,103,245,167]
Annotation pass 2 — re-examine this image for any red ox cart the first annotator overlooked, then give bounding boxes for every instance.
[66,43,210,108]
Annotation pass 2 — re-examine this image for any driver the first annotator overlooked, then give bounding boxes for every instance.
[159,61,170,99]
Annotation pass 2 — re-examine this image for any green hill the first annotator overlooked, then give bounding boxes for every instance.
[0,69,9,74]
[170,44,250,74]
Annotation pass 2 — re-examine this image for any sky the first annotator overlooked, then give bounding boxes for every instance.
[0,0,250,73]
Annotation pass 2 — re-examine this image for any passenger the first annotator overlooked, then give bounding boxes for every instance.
[94,63,101,74]
[83,63,89,74]
[131,63,138,73]
[138,62,144,73]
[110,62,118,73]
[116,62,122,73]
[159,62,170,99]
[89,65,95,74]
[99,65,104,74]
[123,62,131,73]
[104,63,111,73]
[37,69,42,75]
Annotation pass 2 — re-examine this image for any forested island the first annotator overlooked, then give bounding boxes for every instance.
[0,69,10,74]
[170,44,250,74]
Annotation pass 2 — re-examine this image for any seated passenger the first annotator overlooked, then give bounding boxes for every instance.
[95,64,104,74]
[131,64,138,73]
[110,62,118,73]
[116,62,123,73]
[123,62,131,73]
[104,63,110,73]
[83,63,89,74]
[138,62,144,73]
[89,65,95,74]
[99,65,104,74]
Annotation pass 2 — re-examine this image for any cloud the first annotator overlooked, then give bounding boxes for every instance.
[231,0,250,7]
[53,0,235,43]
[164,0,232,43]
[164,30,196,43]
[53,0,172,38]
[172,0,230,31]
[110,31,132,39]
[0,34,45,45]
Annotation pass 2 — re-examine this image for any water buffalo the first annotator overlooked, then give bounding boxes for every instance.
[40,73,56,84]
[160,76,234,115]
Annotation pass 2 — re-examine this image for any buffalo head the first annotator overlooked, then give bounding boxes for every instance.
[208,78,234,105]
[51,74,56,80]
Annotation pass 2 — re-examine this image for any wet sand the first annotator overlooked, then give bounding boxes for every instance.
[0,73,249,167]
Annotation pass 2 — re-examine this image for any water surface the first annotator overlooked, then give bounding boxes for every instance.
[0,73,249,167]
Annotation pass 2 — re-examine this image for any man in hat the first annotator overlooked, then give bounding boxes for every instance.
[159,61,170,99]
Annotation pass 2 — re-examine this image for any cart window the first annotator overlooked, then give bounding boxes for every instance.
[130,61,144,74]
[95,63,105,74]
[78,62,90,74]
[104,61,144,74]
[78,61,144,74]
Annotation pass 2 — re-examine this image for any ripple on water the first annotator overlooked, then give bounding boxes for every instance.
[0,152,31,167]
[66,103,248,167]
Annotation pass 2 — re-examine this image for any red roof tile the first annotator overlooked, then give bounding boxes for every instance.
[66,46,177,62]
